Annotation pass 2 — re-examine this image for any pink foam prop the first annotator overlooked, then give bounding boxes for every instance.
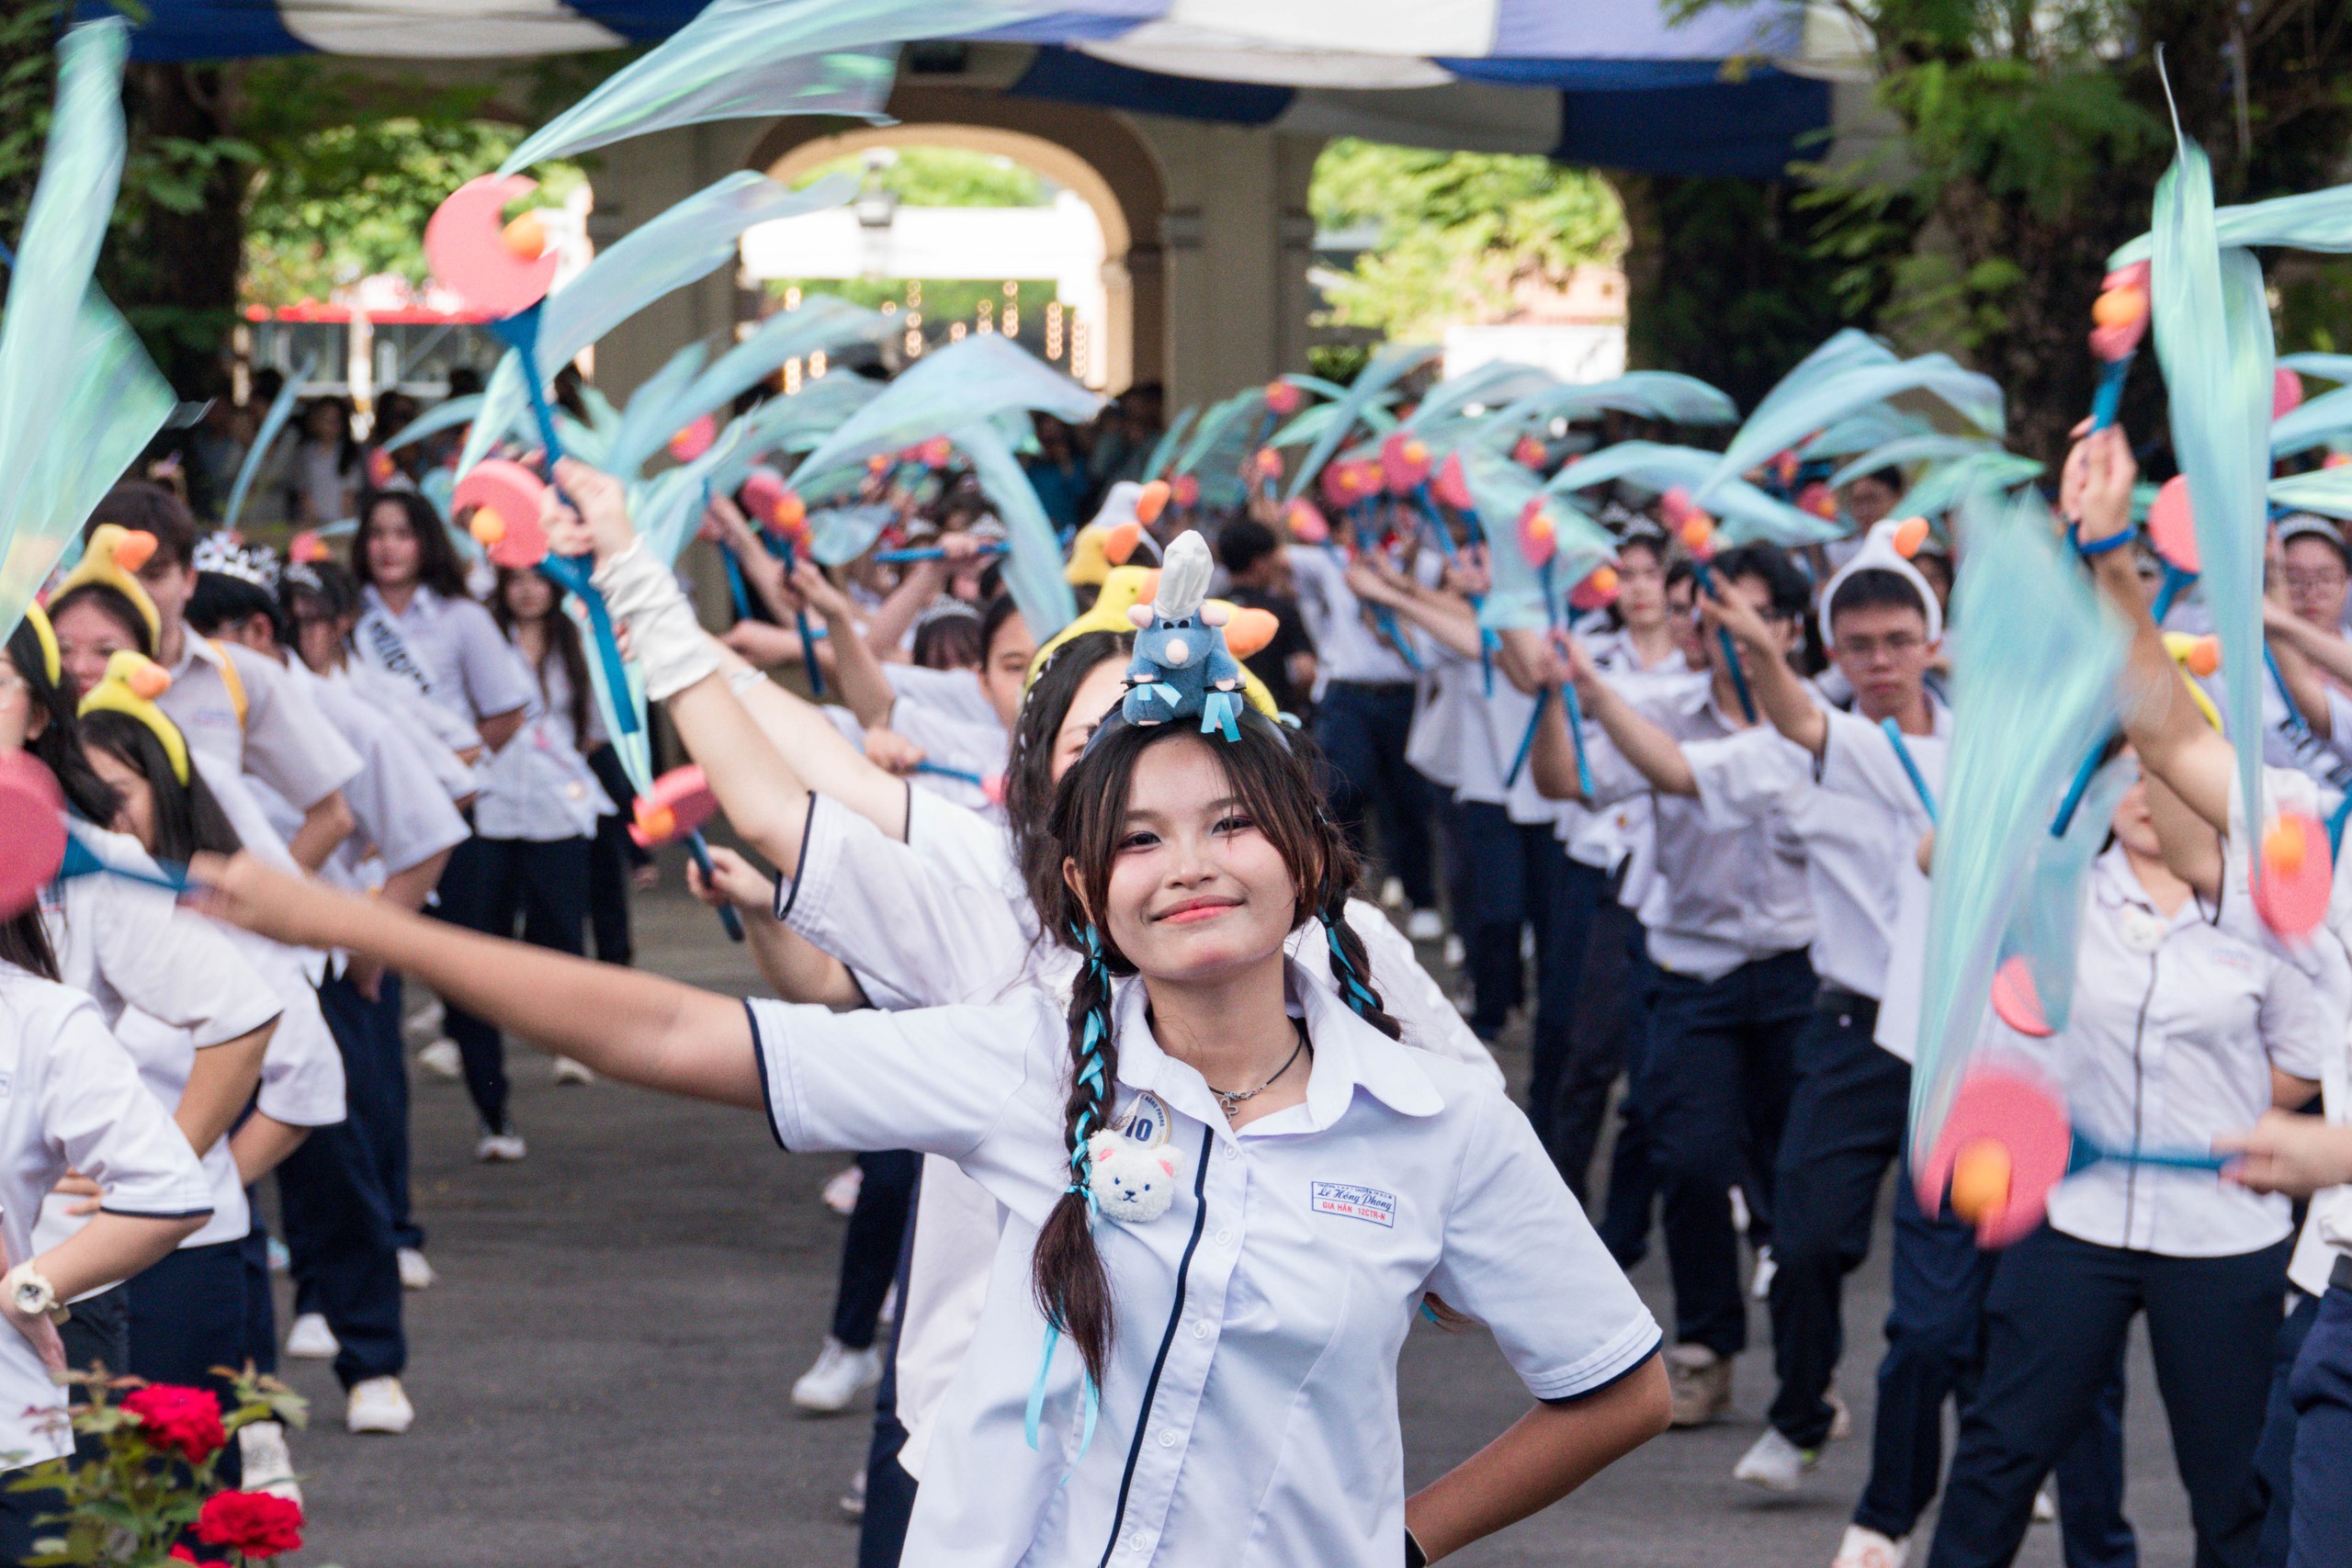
[453,459,550,570]
[1262,380,1303,416]
[1567,564,1620,612]
[1283,498,1329,545]
[1516,498,1558,570]
[1380,433,1430,495]
[1511,434,1547,470]
[668,415,718,463]
[1430,452,1473,511]
[1916,1066,2074,1247]
[1989,955,2052,1037]
[2255,810,2333,941]
[424,174,560,319]
[2276,367,2306,420]
[2088,319,2146,362]
[741,466,791,528]
[1170,474,1200,508]
[2146,475,2199,573]
[1796,480,1838,521]
[628,764,720,849]
[0,752,67,919]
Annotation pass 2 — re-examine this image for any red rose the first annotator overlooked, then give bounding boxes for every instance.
[195,1491,304,1558]
[169,1549,198,1565]
[121,1385,225,1463]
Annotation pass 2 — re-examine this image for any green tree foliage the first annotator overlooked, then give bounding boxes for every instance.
[1306,139,1626,342]
[1689,0,2352,462]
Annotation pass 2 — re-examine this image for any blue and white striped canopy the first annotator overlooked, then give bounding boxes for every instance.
[103,0,1842,177]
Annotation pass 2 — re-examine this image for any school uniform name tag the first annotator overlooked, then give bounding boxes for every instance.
[1311,1182,1395,1228]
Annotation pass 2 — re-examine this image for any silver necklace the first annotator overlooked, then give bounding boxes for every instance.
[1204,1021,1309,1117]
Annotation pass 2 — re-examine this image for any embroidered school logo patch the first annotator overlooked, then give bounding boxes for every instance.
[1311,1182,1395,1227]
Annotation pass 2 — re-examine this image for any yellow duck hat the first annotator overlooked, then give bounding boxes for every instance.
[1064,480,1168,588]
[18,603,60,686]
[1023,560,1284,719]
[50,525,163,646]
[78,650,187,785]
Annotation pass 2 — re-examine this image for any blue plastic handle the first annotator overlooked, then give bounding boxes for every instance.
[682,831,745,943]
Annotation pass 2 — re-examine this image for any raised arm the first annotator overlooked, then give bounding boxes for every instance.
[789,552,898,732]
[195,850,761,1108]
[1569,637,1698,797]
[687,844,869,1010]
[2069,426,2235,832]
[1347,557,1485,661]
[1705,582,1826,757]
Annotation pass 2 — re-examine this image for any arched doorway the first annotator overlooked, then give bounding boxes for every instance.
[749,101,1164,394]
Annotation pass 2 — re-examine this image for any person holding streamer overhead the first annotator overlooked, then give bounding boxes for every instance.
[187,455,1669,1568]
[1507,542,1818,1429]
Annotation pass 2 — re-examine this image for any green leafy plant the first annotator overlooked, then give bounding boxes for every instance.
[11,1366,310,1567]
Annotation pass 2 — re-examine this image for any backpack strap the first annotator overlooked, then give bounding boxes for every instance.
[204,638,248,730]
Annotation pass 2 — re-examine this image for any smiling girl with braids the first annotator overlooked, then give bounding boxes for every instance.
[190,464,1668,1567]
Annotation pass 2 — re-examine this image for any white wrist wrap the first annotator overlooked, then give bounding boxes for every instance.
[593,541,720,703]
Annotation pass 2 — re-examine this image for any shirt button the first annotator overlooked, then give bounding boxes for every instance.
[1159,1429,1178,1448]
[1215,1228,1234,1247]
[1222,1142,1238,1161]
[1192,1321,1209,1340]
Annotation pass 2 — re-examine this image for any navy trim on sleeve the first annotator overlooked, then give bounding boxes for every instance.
[98,1206,216,1220]
[1540,1334,1665,1405]
[741,999,788,1151]
[773,794,821,921]
[899,777,913,844]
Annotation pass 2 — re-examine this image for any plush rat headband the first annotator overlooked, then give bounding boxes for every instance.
[51,525,164,644]
[1818,516,1942,651]
[78,650,187,785]
[1114,530,1259,739]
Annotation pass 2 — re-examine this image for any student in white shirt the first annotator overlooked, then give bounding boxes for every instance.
[1516,543,1820,1429]
[64,490,362,871]
[1288,538,1443,937]
[194,682,1671,1568]
[0,919,216,1564]
[191,554,469,1438]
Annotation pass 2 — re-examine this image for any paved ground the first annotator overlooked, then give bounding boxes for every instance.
[269,883,2199,1567]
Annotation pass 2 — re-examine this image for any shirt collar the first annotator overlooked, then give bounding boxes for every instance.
[1111,958,1445,1139]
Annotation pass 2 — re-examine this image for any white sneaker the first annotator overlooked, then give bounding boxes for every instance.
[402,996,446,1047]
[551,1055,596,1086]
[821,1165,864,1216]
[1405,908,1445,942]
[1442,933,1465,969]
[792,1337,882,1414]
[239,1420,301,1506]
[1734,1427,1819,1493]
[1751,1243,1778,1300]
[839,1467,867,1520]
[878,1281,899,1328]
[1380,876,1406,909]
[345,1375,414,1435]
[397,1247,437,1292]
[2031,1482,2057,1523]
[1832,1525,1908,1568]
[285,1313,339,1360]
[476,1124,526,1162]
[417,1039,462,1080]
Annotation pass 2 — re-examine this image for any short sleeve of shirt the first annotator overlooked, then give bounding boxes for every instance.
[254,977,346,1128]
[70,829,282,1049]
[330,694,469,874]
[885,665,1001,731]
[40,999,213,1219]
[447,599,537,720]
[1685,725,1812,831]
[1423,1090,1661,1401]
[778,794,1033,1010]
[744,993,1048,1157]
[223,643,362,810]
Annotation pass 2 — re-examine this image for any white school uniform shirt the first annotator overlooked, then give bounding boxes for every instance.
[1285,546,1419,691]
[1404,645,1476,795]
[473,641,613,841]
[356,584,537,728]
[880,667,1011,818]
[745,963,1658,1568]
[336,659,480,804]
[0,965,212,1468]
[1695,700,1950,1001]
[1579,673,1815,981]
[773,785,1500,1482]
[284,658,469,888]
[2017,846,2333,1257]
[159,635,361,814]
[40,822,280,1049]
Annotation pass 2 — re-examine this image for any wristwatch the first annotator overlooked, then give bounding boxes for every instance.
[4,1263,62,1324]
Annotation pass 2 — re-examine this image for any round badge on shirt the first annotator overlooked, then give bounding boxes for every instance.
[2118,908,2167,954]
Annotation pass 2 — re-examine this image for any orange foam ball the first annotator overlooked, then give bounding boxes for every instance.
[2183,636,2221,679]
[1679,514,1713,551]
[125,660,171,701]
[1135,479,1170,525]
[2091,286,2146,329]
[2267,816,2310,880]
[114,530,157,573]
[772,491,807,530]
[1589,566,1619,595]
[1893,516,1932,558]
[635,804,677,845]
[469,507,507,547]
[502,211,548,262]
[1949,1139,2013,1224]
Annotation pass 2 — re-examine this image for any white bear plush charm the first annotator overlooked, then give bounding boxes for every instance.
[1087,1131,1180,1224]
